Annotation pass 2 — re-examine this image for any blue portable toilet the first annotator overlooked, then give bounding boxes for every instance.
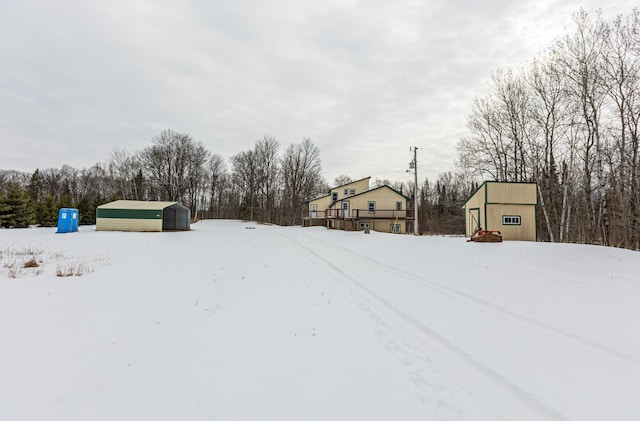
[57,208,79,233]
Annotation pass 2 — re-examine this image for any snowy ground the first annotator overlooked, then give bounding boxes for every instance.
[1,220,639,420]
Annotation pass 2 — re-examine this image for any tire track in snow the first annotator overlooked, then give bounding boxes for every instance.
[290,235,471,419]
[284,234,570,421]
[301,233,640,374]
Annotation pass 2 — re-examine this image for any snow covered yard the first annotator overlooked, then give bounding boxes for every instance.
[1,220,639,420]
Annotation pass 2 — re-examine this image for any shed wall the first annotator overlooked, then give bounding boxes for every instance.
[485,204,536,241]
[464,184,486,236]
[96,208,163,219]
[96,218,163,232]
[162,205,191,230]
[486,182,536,204]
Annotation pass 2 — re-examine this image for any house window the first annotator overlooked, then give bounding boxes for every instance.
[344,188,349,195]
[368,201,375,212]
[349,189,356,195]
[390,224,401,233]
[396,201,402,210]
[503,215,521,225]
[332,192,338,201]
[342,202,349,210]
[359,222,369,229]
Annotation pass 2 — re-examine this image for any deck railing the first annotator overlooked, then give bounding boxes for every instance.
[303,210,327,219]
[304,209,413,219]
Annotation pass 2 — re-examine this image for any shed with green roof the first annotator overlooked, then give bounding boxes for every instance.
[96,200,191,232]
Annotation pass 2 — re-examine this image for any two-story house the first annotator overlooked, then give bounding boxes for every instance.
[304,177,413,233]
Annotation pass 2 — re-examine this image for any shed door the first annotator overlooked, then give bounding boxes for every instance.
[468,208,480,236]
[311,204,317,218]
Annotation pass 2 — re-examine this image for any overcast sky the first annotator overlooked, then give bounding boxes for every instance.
[0,1,634,184]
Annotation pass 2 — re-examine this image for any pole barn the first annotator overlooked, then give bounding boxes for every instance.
[96,200,191,232]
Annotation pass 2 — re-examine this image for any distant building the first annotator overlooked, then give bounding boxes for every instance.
[96,200,191,232]
[304,177,412,234]
[462,181,537,241]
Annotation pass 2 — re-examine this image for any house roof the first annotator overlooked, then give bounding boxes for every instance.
[337,184,410,201]
[331,176,371,191]
[97,200,180,211]
[305,193,331,205]
[305,176,372,204]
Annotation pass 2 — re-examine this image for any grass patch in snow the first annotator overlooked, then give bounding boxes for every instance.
[1,246,44,278]
[55,261,94,277]
[23,258,39,268]
[1,244,106,278]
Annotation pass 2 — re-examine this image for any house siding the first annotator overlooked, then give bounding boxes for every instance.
[305,179,410,234]
[308,195,332,217]
[337,186,408,233]
[330,178,370,200]
[347,188,406,211]
[373,219,406,234]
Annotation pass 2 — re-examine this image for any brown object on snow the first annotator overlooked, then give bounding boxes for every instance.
[468,228,503,243]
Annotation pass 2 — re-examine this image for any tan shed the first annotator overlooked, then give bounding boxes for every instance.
[96,200,191,232]
[462,181,537,241]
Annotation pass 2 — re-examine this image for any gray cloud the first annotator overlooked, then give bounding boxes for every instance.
[0,0,632,183]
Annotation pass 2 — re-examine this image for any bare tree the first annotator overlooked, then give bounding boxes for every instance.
[281,138,324,225]
[205,153,226,219]
[333,174,353,186]
[601,11,640,247]
[109,148,143,200]
[254,135,281,223]
[527,55,575,242]
[141,129,209,213]
[554,9,609,244]
[230,149,258,221]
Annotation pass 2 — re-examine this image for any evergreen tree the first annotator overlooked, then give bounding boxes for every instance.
[0,193,8,224]
[58,191,74,209]
[35,195,58,227]
[0,183,35,228]
[28,169,45,202]
[76,196,96,225]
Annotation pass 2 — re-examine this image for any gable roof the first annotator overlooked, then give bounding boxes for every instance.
[97,200,180,211]
[306,176,372,204]
[337,184,410,201]
[331,176,371,191]
[305,193,331,205]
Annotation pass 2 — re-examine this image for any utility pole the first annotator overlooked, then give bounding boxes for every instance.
[408,146,419,236]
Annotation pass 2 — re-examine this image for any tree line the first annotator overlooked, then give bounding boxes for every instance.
[457,9,640,249]
[0,131,331,228]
